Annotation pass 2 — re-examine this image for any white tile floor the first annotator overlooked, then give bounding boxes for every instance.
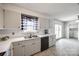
[34,38,79,56]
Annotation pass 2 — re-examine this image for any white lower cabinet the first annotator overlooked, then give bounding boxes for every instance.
[12,45,24,56]
[49,35,56,47]
[11,38,41,56]
[24,40,41,56]
[24,45,32,56]
[30,42,40,55]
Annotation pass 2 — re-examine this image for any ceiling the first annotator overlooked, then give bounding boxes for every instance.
[6,3,79,21]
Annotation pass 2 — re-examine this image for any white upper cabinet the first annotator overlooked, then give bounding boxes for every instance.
[0,8,3,28]
[4,10,21,29]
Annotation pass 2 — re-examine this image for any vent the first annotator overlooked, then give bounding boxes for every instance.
[78,15,79,19]
[75,15,79,23]
[77,3,79,5]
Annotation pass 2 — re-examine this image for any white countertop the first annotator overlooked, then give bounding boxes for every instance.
[37,34,54,37]
[0,37,41,53]
[0,37,25,53]
[0,34,54,53]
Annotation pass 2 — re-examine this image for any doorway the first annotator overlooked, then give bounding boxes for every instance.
[55,24,62,39]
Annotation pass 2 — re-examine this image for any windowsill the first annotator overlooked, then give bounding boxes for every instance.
[22,30,37,33]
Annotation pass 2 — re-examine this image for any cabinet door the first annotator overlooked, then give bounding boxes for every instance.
[24,43,40,56]
[24,45,32,56]
[12,45,24,56]
[4,10,21,29]
[49,35,56,47]
[49,36,53,47]
[24,39,41,56]
[31,42,41,55]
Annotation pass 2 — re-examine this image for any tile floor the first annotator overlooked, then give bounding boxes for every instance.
[34,38,79,56]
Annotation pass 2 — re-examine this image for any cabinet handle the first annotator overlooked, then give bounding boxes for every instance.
[12,48,14,50]
[32,43,35,45]
[18,43,21,45]
[22,45,25,47]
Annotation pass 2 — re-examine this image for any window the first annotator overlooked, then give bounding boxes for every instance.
[21,14,38,32]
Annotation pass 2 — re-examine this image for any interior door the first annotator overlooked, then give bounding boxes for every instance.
[55,24,62,39]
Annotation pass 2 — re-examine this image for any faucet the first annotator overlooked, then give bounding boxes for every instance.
[29,33,32,38]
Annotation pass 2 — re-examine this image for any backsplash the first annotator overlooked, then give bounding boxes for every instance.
[0,28,50,38]
[0,29,22,38]
[0,28,21,34]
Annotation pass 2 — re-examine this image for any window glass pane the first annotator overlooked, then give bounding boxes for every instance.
[21,14,38,31]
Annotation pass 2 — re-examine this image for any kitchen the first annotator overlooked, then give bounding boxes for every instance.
[0,3,56,56]
[1,3,79,56]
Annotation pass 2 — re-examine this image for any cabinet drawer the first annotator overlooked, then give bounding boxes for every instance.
[12,41,23,46]
[23,39,40,45]
[49,39,53,42]
[12,38,40,46]
[49,36,55,42]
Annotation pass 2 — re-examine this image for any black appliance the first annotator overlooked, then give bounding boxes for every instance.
[44,29,48,34]
[0,52,6,56]
[41,36,49,51]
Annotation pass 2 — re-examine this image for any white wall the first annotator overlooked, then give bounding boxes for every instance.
[0,4,50,34]
[2,4,49,19]
[0,4,66,37]
[78,23,79,40]
[49,17,65,38]
[38,17,50,34]
[55,19,65,38]
[49,17,55,34]
[65,20,78,39]
[64,22,67,38]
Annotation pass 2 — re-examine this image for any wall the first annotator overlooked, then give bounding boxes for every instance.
[0,4,50,35]
[38,17,50,34]
[64,20,78,39]
[0,4,65,37]
[0,7,3,29]
[49,17,65,38]
[54,19,65,38]
[49,17,55,34]
[2,4,49,19]
[64,22,68,38]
